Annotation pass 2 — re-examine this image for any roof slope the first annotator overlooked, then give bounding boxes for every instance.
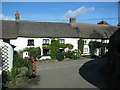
[2,20,18,38]
[71,23,119,39]
[1,20,119,39]
[18,21,78,38]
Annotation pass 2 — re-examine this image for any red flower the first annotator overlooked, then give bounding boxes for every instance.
[33,71,36,74]
[32,68,36,71]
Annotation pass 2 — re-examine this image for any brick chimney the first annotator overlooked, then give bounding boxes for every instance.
[70,17,76,23]
[15,11,20,20]
[102,21,107,24]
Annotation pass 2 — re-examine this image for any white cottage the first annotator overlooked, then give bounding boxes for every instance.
[0,18,119,60]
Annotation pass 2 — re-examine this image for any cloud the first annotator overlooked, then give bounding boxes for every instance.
[62,6,95,18]
[0,14,14,20]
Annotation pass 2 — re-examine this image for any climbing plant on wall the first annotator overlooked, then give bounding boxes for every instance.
[42,39,74,60]
[88,41,108,56]
[78,38,84,53]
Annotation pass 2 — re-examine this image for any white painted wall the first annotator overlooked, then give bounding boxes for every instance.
[10,37,80,52]
[0,39,3,42]
[82,39,91,55]
[61,38,79,50]
[10,37,43,51]
[10,37,109,59]
[10,37,80,59]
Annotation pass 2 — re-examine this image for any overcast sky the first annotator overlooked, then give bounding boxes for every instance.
[1,2,119,25]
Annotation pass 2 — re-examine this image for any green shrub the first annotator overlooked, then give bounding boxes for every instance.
[66,44,73,50]
[25,47,41,59]
[13,54,33,78]
[72,49,81,60]
[2,71,12,84]
[65,49,81,60]
[17,67,28,77]
[57,52,64,61]
[65,51,74,59]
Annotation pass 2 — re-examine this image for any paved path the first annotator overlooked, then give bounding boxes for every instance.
[21,58,107,88]
[21,59,99,88]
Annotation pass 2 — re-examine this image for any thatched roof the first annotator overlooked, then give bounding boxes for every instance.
[1,20,119,39]
[71,23,119,39]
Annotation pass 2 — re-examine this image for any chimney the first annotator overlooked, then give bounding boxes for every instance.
[69,17,76,23]
[15,11,20,20]
[102,21,107,24]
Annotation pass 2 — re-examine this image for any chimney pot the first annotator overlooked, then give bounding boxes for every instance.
[15,11,20,20]
[102,21,107,24]
[70,17,76,23]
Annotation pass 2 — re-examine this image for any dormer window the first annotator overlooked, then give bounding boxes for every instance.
[27,39,34,46]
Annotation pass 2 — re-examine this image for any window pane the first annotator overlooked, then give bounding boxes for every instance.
[43,39,49,44]
[28,39,34,46]
[59,39,65,44]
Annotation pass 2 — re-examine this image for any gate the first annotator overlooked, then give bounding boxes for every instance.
[0,41,13,74]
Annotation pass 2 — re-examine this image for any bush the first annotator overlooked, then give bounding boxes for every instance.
[57,52,64,61]
[2,71,12,84]
[13,54,33,78]
[17,67,28,77]
[65,51,74,59]
[72,49,81,60]
[25,47,41,59]
[65,49,81,60]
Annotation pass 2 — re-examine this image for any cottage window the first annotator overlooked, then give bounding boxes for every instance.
[84,40,87,45]
[59,39,65,44]
[43,49,50,56]
[84,48,88,53]
[3,39,10,43]
[43,39,49,45]
[27,39,34,46]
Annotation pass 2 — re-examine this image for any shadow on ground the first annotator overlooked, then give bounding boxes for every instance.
[79,58,109,89]
[19,75,40,88]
